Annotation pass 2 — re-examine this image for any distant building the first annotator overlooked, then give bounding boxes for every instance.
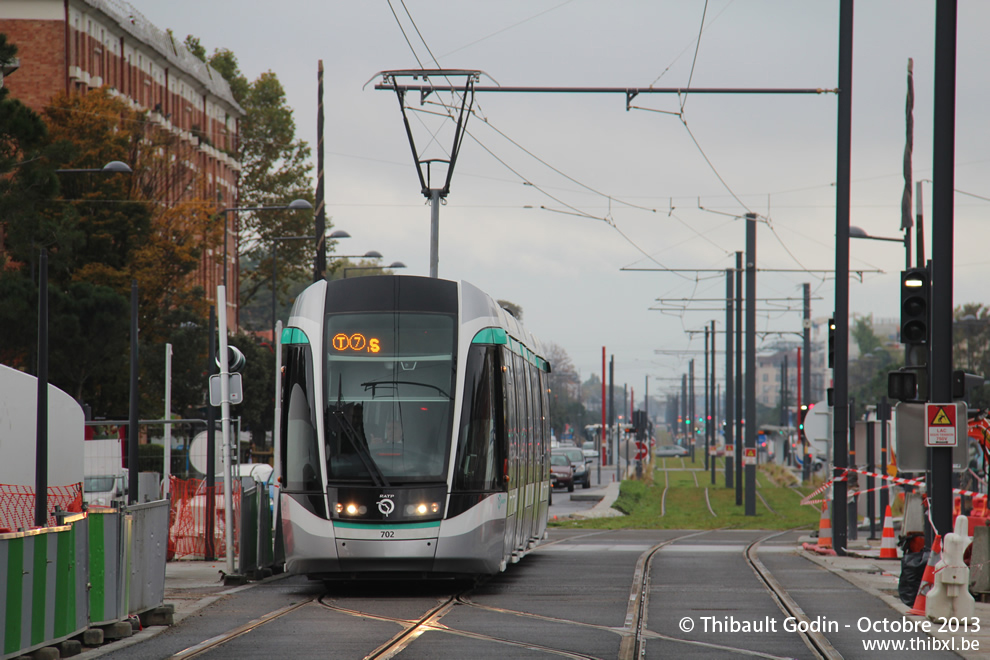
[0,0,245,328]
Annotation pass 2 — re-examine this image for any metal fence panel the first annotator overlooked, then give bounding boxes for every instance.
[126,500,168,614]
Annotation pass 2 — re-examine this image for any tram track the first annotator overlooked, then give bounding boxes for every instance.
[744,531,842,660]
[628,529,845,660]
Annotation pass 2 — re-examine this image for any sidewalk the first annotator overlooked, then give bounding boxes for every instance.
[799,534,990,659]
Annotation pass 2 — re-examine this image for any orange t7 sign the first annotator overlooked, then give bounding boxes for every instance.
[926,403,957,447]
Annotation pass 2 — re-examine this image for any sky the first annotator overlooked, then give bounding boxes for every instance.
[127,0,990,401]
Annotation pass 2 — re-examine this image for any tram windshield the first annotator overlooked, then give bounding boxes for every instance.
[323,312,456,484]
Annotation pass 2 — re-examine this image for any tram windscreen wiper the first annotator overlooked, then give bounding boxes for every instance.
[331,377,389,487]
[361,380,450,399]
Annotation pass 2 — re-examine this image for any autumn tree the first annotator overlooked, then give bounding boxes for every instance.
[184,37,318,331]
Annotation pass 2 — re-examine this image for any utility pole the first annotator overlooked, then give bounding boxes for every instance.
[704,326,710,472]
[689,359,696,463]
[711,319,717,484]
[610,355,617,481]
[930,0,957,538]
[725,266,734,490]
[803,283,812,481]
[745,212,757,516]
[735,251,744,506]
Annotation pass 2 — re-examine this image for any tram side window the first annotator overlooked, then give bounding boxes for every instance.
[453,346,501,491]
[282,346,322,494]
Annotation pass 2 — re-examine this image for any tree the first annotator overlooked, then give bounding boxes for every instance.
[184,37,316,328]
[497,300,523,320]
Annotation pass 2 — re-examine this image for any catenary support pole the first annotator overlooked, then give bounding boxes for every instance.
[725,267,734,490]
[745,214,757,516]
[832,0,854,556]
[704,326,710,473]
[711,319,717,484]
[314,60,326,282]
[735,252,743,505]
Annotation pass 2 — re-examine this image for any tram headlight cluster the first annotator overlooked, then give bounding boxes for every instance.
[336,502,368,516]
[405,502,440,516]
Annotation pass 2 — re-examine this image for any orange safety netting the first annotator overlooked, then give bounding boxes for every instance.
[0,483,84,532]
[168,476,241,560]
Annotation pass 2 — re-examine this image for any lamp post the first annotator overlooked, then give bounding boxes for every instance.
[343,262,406,278]
[269,232,365,332]
[37,161,131,526]
[849,226,911,271]
[216,198,313,290]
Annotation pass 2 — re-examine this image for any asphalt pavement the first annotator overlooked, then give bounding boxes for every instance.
[75,475,990,660]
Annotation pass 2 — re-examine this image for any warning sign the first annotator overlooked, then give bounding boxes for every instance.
[743,447,757,466]
[725,444,734,458]
[926,403,957,447]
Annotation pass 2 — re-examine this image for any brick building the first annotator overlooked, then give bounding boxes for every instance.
[0,0,245,328]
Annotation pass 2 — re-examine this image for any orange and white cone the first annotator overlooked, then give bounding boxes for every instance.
[817,501,832,549]
[907,535,941,616]
[879,505,898,559]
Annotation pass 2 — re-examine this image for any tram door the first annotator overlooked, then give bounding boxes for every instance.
[516,353,534,550]
[501,348,518,560]
[530,366,547,539]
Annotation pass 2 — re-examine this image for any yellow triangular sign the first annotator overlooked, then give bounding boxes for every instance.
[931,407,952,426]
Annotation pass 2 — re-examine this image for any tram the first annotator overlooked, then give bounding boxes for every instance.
[273,275,552,578]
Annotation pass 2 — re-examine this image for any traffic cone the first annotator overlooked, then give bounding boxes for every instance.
[817,501,832,549]
[907,535,941,616]
[879,505,897,559]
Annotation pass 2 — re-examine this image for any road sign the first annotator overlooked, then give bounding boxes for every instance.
[743,448,757,466]
[634,441,647,461]
[209,373,243,406]
[725,444,734,458]
[926,402,957,447]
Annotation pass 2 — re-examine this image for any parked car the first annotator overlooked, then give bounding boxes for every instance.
[549,454,575,492]
[552,447,591,489]
[581,441,600,462]
[656,444,690,458]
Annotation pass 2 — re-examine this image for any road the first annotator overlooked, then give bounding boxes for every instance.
[96,529,969,660]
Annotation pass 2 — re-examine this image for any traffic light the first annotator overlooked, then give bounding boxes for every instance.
[798,404,809,441]
[900,268,929,345]
[216,345,246,372]
[827,318,836,368]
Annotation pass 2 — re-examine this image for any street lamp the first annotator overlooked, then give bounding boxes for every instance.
[270,232,371,332]
[343,261,406,278]
[37,161,131,525]
[849,225,910,270]
[55,160,133,174]
[216,198,313,289]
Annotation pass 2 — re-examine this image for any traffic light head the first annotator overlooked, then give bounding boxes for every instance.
[827,318,836,368]
[900,268,929,345]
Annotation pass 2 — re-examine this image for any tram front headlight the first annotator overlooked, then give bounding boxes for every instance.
[337,502,366,516]
[405,502,440,516]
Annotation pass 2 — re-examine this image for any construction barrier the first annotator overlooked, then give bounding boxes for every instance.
[238,483,275,578]
[127,500,168,616]
[87,508,131,626]
[168,476,241,560]
[0,514,89,659]
[0,483,83,532]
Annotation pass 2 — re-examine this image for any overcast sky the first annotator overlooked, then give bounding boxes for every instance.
[129,0,990,401]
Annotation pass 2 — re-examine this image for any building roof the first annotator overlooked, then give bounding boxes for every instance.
[87,0,244,115]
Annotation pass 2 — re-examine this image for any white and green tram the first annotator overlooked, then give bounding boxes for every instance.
[274,275,552,579]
